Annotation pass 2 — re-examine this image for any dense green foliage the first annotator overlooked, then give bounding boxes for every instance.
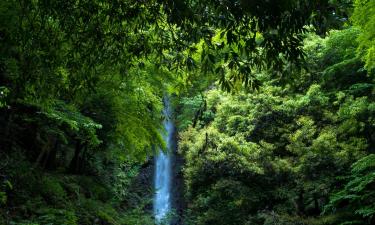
[0,0,373,224]
[0,0,168,224]
[177,24,374,225]
[352,0,375,72]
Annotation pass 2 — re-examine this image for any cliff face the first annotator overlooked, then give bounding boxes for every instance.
[134,119,185,224]
[127,158,154,214]
[170,129,186,225]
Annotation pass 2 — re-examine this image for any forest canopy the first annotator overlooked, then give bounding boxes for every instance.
[0,0,374,224]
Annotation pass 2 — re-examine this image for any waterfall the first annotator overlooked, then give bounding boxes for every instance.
[154,97,174,224]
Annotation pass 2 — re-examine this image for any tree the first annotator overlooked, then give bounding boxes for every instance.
[351,0,375,73]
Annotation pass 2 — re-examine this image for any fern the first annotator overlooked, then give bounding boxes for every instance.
[351,154,375,174]
[325,154,375,224]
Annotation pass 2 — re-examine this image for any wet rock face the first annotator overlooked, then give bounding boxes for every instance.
[134,96,186,225]
[130,130,185,225]
[166,105,186,225]
[128,158,154,213]
[154,96,186,225]
[170,133,186,225]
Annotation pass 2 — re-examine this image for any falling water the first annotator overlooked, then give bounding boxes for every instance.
[154,97,174,224]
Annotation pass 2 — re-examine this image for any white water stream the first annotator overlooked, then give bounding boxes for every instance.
[154,98,173,224]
